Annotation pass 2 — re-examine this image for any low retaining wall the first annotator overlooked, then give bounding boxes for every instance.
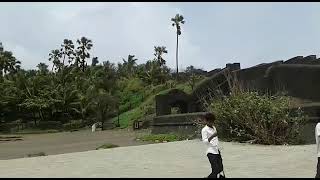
[151,112,207,135]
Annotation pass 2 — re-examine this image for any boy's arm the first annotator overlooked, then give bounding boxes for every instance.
[208,131,218,142]
[316,124,320,139]
[201,129,210,145]
[202,128,218,144]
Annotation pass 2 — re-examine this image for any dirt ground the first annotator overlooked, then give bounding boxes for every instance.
[0,129,151,160]
[0,139,317,178]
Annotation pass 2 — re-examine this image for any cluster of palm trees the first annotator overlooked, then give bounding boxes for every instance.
[0,42,21,79]
[0,13,193,131]
[0,37,177,130]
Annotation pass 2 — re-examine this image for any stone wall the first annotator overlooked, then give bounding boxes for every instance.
[155,89,198,116]
[192,68,232,109]
[266,64,320,101]
[152,54,320,144]
[151,112,207,135]
[234,60,283,92]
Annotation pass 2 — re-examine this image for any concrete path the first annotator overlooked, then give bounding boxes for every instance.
[0,140,317,178]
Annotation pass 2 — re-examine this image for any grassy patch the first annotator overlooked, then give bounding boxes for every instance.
[137,133,190,143]
[26,152,46,157]
[96,143,119,150]
[112,108,144,129]
[111,79,202,129]
[13,129,61,135]
[175,83,193,94]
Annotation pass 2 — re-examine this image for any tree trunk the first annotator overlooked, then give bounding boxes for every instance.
[32,112,37,126]
[176,31,179,81]
[39,109,44,122]
[62,54,66,68]
[100,110,105,131]
[117,108,120,127]
[82,60,85,72]
[101,115,104,131]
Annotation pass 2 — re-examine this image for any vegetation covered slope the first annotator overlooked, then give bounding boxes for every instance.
[0,38,205,132]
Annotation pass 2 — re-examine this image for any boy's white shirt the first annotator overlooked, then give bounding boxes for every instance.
[316,123,320,157]
[201,125,219,155]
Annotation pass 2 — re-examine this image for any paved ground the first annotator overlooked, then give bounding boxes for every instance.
[0,129,150,160]
[0,139,317,178]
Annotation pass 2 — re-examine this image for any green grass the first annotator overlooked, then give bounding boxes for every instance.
[111,79,204,129]
[137,133,190,143]
[1,129,61,135]
[96,143,119,150]
[111,86,158,129]
[176,83,193,94]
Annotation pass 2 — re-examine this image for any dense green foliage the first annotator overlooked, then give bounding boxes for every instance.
[0,37,205,132]
[206,90,307,145]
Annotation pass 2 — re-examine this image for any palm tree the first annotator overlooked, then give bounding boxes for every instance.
[154,46,168,66]
[49,49,62,72]
[0,43,4,78]
[36,63,49,75]
[60,39,75,67]
[76,37,93,72]
[91,57,99,66]
[171,14,185,80]
[1,50,21,77]
[122,55,137,77]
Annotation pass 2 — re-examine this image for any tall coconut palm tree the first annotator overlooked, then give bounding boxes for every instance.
[171,14,185,80]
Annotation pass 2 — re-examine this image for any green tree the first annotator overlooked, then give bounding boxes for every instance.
[122,55,137,78]
[171,14,185,79]
[90,88,118,130]
[36,63,49,75]
[60,39,75,67]
[0,43,21,78]
[91,57,99,66]
[154,46,168,66]
[76,37,93,72]
[187,73,201,90]
[48,49,62,72]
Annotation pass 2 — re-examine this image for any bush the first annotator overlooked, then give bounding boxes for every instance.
[206,91,307,145]
[26,152,46,157]
[62,120,86,130]
[96,143,119,150]
[142,104,155,116]
[38,121,62,130]
[137,133,190,143]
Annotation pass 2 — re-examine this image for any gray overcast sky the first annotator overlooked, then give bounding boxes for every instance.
[1,2,320,71]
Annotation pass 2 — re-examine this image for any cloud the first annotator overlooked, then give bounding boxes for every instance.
[0,2,199,71]
[1,2,320,71]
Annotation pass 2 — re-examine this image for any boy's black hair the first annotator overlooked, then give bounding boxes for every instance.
[204,112,216,122]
